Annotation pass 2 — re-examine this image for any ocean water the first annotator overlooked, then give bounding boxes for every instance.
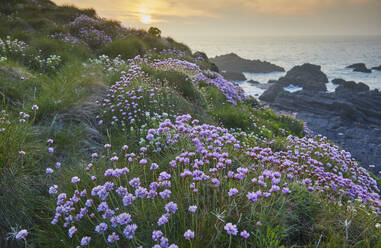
[176,35,381,97]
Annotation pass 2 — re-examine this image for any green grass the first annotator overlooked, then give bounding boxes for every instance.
[0,1,379,248]
[101,37,147,60]
[33,62,104,120]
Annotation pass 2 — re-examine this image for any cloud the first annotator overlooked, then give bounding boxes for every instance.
[240,0,375,15]
[52,0,379,24]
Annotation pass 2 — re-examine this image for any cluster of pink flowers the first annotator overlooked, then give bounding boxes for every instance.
[147,54,246,105]
[50,33,87,46]
[44,48,380,246]
[0,36,62,72]
[49,111,380,246]
[158,48,187,58]
[193,70,245,105]
[0,36,28,58]
[0,110,11,133]
[0,109,35,133]
[66,15,113,49]
[95,63,181,129]
[92,53,246,111]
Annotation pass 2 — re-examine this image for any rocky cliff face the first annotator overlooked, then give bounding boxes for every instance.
[260,64,381,173]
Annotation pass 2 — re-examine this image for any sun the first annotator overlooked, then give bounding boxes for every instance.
[140,14,152,24]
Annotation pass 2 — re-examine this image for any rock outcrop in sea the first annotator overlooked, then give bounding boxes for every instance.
[220,71,246,81]
[346,63,372,73]
[210,53,285,75]
[270,63,328,91]
[260,65,381,173]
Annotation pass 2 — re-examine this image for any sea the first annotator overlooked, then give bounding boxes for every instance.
[176,35,381,97]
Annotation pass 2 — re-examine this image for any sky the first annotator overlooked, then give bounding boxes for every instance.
[52,0,381,38]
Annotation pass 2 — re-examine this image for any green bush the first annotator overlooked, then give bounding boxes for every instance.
[25,17,56,31]
[213,104,251,130]
[33,62,101,119]
[283,185,321,245]
[31,37,92,62]
[166,37,192,54]
[31,38,63,57]
[148,69,202,101]
[142,36,167,51]
[50,5,83,24]
[148,27,161,38]
[0,62,36,106]
[101,37,147,59]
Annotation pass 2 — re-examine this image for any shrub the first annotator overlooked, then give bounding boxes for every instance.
[0,62,35,106]
[213,103,251,130]
[166,37,191,54]
[148,27,161,38]
[25,17,56,31]
[32,62,100,120]
[148,69,203,102]
[101,37,147,59]
[67,14,113,50]
[39,114,381,247]
[142,36,167,51]
[32,37,92,62]
[282,185,321,245]
[31,38,63,58]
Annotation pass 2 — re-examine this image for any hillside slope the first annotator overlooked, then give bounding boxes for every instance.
[0,1,380,247]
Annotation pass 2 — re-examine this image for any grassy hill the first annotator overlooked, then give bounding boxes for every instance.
[0,0,380,247]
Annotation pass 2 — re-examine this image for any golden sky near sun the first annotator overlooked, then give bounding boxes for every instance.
[52,0,381,37]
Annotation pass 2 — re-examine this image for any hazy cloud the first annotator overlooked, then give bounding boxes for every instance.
[52,0,381,36]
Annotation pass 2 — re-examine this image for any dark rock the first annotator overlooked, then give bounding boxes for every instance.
[210,63,219,73]
[248,80,269,90]
[276,63,328,91]
[260,78,381,173]
[256,84,270,90]
[192,51,219,72]
[220,71,246,81]
[210,53,285,73]
[247,80,260,85]
[334,79,369,93]
[372,65,381,71]
[346,63,371,73]
[192,51,208,61]
[331,78,347,85]
[259,83,284,102]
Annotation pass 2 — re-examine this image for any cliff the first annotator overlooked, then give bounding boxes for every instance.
[0,1,380,248]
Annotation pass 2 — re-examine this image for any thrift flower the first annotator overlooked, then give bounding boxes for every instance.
[71,176,80,184]
[188,205,197,213]
[95,223,108,234]
[68,226,77,238]
[224,223,238,236]
[15,230,28,240]
[49,185,58,194]
[165,202,178,214]
[228,188,238,197]
[123,224,137,239]
[240,230,250,239]
[80,236,91,246]
[152,230,163,241]
[184,229,195,240]
[107,232,119,243]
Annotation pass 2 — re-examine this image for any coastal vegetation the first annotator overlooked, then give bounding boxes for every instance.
[0,0,380,247]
